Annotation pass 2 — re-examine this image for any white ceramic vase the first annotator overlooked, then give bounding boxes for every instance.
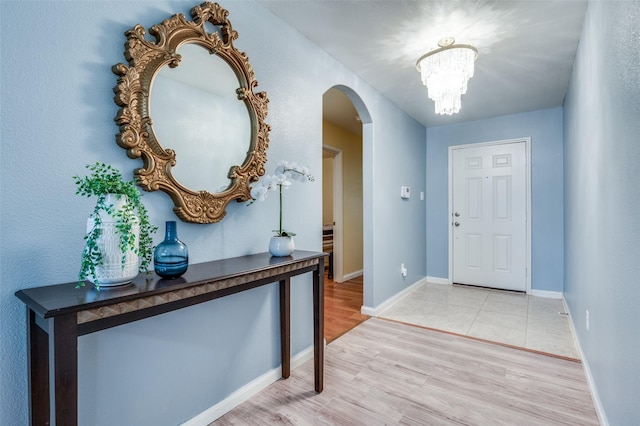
[269,236,295,257]
[87,194,140,287]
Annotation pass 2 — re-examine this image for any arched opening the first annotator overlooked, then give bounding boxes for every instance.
[322,85,373,342]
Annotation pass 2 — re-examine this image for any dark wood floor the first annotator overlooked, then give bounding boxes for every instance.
[324,273,369,343]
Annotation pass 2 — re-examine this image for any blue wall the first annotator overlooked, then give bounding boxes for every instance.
[366,106,427,307]
[564,0,640,423]
[426,108,564,292]
[0,1,426,424]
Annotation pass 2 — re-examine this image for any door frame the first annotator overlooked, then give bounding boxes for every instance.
[448,137,532,293]
[323,144,344,282]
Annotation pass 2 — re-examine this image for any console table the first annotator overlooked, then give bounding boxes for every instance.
[15,250,325,426]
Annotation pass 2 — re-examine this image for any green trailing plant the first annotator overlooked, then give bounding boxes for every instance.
[74,162,157,289]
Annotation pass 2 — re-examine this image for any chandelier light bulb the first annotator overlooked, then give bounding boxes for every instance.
[416,37,478,115]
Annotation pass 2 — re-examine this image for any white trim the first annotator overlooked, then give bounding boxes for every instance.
[361,277,427,316]
[448,137,532,294]
[181,347,314,425]
[563,298,610,426]
[333,150,344,282]
[426,276,452,285]
[323,145,344,283]
[343,269,363,281]
[529,289,563,299]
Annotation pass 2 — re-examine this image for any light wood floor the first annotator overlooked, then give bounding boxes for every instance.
[324,274,369,343]
[213,317,599,425]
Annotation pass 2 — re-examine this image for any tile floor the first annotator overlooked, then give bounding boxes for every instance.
[379,281,580,359]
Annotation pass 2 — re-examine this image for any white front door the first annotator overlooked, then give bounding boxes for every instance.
[451,141,527,291]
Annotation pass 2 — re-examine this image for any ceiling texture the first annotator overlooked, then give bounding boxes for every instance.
[257,0,588,131]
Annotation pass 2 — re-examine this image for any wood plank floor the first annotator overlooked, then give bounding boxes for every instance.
[324,274,369,343]
[213,318,599,425]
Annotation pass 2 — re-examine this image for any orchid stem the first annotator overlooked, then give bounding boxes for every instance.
[279,184,283,236]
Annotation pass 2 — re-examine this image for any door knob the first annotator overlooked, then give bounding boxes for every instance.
[454,222,460,227]
[454,212,460,217]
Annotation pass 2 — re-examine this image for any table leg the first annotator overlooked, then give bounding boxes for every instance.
[313,260,324,392]
[50,314,78,425]
[27,309,50,425]
[279,278,291,379]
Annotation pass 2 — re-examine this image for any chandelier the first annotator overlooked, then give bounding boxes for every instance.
[416,37,478,115]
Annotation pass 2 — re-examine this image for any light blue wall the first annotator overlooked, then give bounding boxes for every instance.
[563,0,640,423]
[426,107,564,292]
[366,105,427,307]
[0,1,426,424]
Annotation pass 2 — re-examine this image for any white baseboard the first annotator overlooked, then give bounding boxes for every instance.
[563,298,609,426]
[181,347,314,425]
[426,276,452,285]
[361,277,427,317]
[529,289,563,299]
[342,269,363,281]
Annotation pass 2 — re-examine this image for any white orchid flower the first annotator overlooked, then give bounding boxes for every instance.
[247,160,315,236]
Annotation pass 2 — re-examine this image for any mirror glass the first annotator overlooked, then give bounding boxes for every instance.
[150,43,251,193]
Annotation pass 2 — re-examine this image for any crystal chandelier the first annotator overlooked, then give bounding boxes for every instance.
[416,37,478,115]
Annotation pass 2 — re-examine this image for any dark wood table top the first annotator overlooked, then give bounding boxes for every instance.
[16,250,325,319]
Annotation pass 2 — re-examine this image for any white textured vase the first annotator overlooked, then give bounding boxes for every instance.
[87,194,140,287]
[269,236,295,257]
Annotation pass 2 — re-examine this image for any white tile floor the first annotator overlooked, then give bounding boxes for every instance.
[379,281,580,359]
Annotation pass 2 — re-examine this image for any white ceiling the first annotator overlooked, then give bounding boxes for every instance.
[257,0,588,130]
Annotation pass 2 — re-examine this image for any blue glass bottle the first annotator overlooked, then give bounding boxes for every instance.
[154,221,188,279]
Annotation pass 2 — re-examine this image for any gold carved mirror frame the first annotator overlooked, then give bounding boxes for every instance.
[112,2,270,223]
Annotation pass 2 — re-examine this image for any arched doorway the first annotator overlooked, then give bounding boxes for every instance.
[322,86,372,341]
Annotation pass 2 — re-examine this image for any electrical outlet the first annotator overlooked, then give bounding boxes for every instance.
[400,263,407,277]
[586,310,590,331]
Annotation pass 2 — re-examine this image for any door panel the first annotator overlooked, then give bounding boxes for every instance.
[452,142,527,291]
[493,235,511,272]
[493,176,511,220]
[466,177,483,220]
[466,234,482,269]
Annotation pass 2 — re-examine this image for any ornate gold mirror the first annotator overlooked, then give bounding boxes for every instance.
[112,2,270,223]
